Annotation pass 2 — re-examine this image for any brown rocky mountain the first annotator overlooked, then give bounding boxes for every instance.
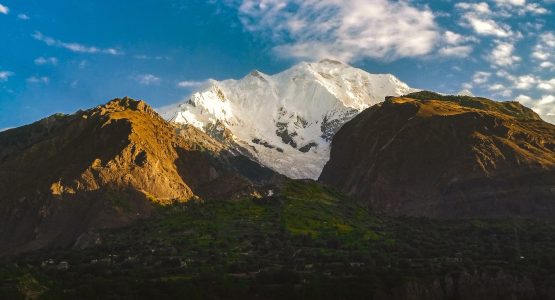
[0,97,280,255]
[319,91,555,218]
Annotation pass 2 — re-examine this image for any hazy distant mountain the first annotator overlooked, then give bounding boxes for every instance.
[161,59,417,179]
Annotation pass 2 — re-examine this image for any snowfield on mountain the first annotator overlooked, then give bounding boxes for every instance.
[160,59,417,179]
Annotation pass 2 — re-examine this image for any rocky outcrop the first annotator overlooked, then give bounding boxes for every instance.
[319,92,555,218]
[0,97,280,255]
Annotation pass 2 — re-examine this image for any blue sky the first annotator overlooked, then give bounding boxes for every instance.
[1,0,554,130]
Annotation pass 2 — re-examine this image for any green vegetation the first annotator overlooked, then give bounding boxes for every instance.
[1,180,555,299]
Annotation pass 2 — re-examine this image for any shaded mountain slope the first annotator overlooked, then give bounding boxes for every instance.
[319,91,555,218]
[0,97,280,255]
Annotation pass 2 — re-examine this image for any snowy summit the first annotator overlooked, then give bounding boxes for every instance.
[161,59,417,179]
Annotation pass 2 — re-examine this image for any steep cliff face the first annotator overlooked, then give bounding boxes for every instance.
[319,92,555,218]
[0,97,279,255]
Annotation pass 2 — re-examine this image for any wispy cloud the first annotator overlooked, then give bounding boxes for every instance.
[34,56,58,66]
[17,13,29,20]
[231,0,439,62]
[0,3,8,15]
[0,71,14,81]
[134,54,170,60]
[472,71,491,84]
[32,31,123,55]
[538,78,555,92]
[438,31,476,58]
[438,45,473,58]
[492,0,548,15]
[488,41,521,67]
[176,80,206,88]
[532,32,555,70]
[493,0,525,6]
[133,74,161,86]
[456,3,513,37]
[27,76,49,84]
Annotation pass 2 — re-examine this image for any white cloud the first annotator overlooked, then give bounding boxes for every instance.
[27,76,49,84]
[443,31,473,45]
[532,32,555,69]
[438,31,476,57]
[234,0,439,62]
[17,13,29,20]
[456,2,492,14]
[522,3,548,14]
[462,82,473,90]
[493,0,526,6]
[456,2,514,37]
[463,15,512,37]
[496,69,516,81]
[0,3,8,14]
[438,45,473,57]
[177,80,206,88]
[513,75,537,89]
[472,71,491,84]
[32,31,123,55]
[497,90,513,98]
[34,56,58,66]
[538,78,555,91]
[491,0,548,15]
[0,71,14,81]
[134,74,160,85]
[489,83,512,97]
[489,83,506,91]
[488,41,521,67]
[515,94,533,106]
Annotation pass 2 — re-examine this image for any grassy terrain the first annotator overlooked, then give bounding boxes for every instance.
[403,91,540,120]
[1,180,555,299]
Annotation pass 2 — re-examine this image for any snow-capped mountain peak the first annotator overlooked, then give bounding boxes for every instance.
[161,60,417,179]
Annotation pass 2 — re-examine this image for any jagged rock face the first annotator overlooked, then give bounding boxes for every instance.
[0,98,279,255]
[319,92,555,218]
[160,59,417,179]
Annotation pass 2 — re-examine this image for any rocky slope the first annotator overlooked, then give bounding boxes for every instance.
[319,91,555,218]
[0,97,279,255]
[160,59,417,179]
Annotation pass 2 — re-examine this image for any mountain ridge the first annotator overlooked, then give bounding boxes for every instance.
[160,60,418,179]
[319,91,555,218]
[0,97,280,255]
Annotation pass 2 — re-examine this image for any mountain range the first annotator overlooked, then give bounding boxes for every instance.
[1,61,555,299]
